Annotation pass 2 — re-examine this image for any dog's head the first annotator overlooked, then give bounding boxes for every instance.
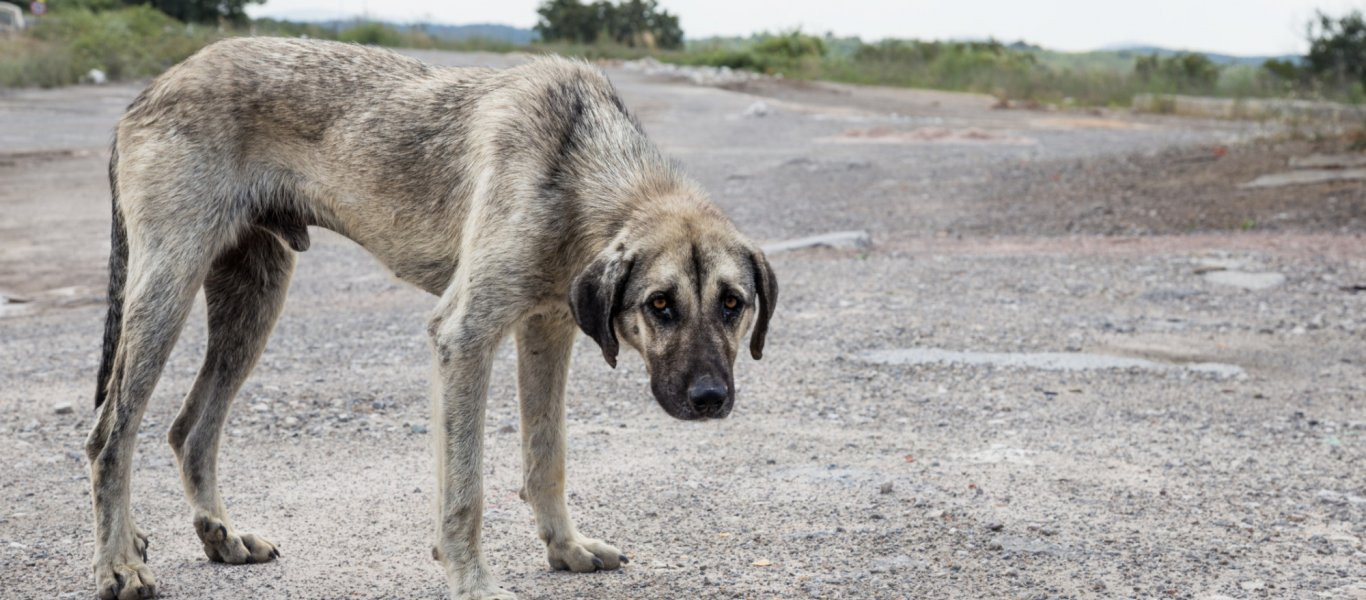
[571,207,777,420]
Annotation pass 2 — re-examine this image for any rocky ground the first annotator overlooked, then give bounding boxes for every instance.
[1,50,1363,599]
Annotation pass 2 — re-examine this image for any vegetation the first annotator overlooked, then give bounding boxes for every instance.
[1253,10,1366,102]
[535,0,682,49]
[1,2,1361,109]
[1133,52,1221,93]
[0,5,216,88]
[53,0,261,24]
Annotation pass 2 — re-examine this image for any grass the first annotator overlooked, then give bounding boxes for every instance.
[1,6,217,88]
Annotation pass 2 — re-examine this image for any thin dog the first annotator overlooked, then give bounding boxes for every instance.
[86,38,776,600]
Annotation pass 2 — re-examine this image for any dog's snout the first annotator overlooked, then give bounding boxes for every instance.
[687,378,728,417]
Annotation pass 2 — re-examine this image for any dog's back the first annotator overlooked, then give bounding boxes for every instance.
[112,38,650,294]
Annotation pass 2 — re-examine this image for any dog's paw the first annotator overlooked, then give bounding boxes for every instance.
[194,515,279,564]
[547,535,627,573]
[449,570,517,600]
[94,556,157,600]
[452,586,518,600]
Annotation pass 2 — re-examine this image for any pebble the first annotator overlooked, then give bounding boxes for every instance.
[763,230,873,254]
[879,481,894,494]
[53,403,74,415]
[1202,270,1286,290]
[743,101,772,118]
[410,423,428,434]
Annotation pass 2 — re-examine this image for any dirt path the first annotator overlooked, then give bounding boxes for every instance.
[1,50,1363,599]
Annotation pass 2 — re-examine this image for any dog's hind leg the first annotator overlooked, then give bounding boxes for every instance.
[87,228,219,600]
[168,227,293,564]
[515,311,625,572]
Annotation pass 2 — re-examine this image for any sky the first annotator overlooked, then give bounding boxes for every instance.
[247,0,1366,56]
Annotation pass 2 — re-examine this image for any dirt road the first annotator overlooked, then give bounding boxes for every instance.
[2,49,1363,599]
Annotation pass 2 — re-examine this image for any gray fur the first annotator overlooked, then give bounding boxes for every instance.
[87,37,776,600]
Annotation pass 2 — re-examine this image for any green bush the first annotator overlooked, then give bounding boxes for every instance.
[1,6,215,87]
[1134,52,1220,93]
[752,31,824,60]
[337,21,403,46]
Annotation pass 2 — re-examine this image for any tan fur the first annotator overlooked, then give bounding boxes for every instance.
[87,38,776,600]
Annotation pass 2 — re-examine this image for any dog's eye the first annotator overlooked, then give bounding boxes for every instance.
[647,295,675,321]
[720,295,743,322]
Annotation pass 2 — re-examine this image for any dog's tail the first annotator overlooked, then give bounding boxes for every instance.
[95,137,127,409]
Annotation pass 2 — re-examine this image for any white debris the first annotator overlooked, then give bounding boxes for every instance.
[742,100,772,118]
[1240,168,1366,189]
[621,57,769,86]
[1203,270,1285,291]
[762,230,872,254]
[860,347,1244,378]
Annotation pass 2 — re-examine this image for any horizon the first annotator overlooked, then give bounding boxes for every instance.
[246,0,1366,57]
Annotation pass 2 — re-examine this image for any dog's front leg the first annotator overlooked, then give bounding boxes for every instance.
[428,289,518,600]
[515,311,626,572]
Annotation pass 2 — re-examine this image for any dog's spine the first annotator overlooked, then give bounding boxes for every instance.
[94,137,127,409]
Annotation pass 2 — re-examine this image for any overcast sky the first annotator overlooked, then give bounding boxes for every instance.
[248,0,1365,56]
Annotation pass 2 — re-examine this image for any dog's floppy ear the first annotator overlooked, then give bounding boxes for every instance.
[747,249,778,360]
[571,250,634,368]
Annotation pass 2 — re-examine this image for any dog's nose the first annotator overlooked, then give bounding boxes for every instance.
[687,378,728,417]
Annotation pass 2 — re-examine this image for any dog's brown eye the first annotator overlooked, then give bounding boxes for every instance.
[652,297,668,310]
[723,296,738,309]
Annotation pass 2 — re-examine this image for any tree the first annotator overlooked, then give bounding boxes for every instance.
[1134,52,1220,92]
[535,0,683,49]
[121,0,263,25]
[1304,9,1366,87]
[1261,58,1298,80]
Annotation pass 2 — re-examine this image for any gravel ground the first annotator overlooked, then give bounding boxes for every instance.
[1,50,1363,599]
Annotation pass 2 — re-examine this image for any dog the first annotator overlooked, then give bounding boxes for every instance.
[84,37,777,600]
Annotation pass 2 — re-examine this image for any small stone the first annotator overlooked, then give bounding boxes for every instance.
[1203,270,1286,290]
[762,230,872,254]
[742,101,772,118]
[410,423,428,434]
[53,403,74,415]
[879,481,894,494]
[986,521,1004,532]
[1318,489,1346,505]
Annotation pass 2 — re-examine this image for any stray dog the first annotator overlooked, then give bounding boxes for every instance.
[85,38,776,600]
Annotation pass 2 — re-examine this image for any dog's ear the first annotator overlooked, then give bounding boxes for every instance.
[747,249,778,360]
[570,251,634,368]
